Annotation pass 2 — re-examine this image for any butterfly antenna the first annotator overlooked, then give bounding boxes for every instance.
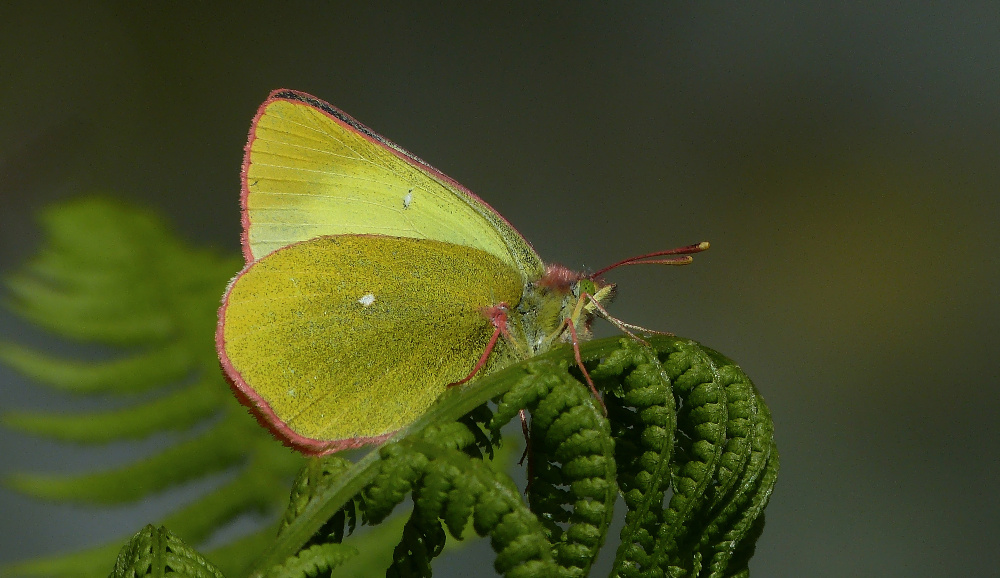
[589,241,710,279]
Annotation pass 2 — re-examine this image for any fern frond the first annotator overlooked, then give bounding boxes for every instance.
[0,341,194,394]
[694,349,779,578]
[279,456,356,537]
[109,525,225,578]
[492,359,616,577]
[4,199,191,345]
[0,545,121,578]
[252,419,562,578]
[1,378,221,442]
[1,197,304,577]
[646,339,728,576]
[246,337,777,578]
[7,414,247,503]
[400,437,561,578]
[4,197,780,578]
[577,336,779,577]
[263,543,359,578]
[591,340,677,578]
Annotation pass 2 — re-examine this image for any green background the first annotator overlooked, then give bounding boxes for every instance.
[1,3,997,576]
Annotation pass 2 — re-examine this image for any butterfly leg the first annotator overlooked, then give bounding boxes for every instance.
[581,292,667,345]
[518,409,531,465]
[561,317,607,415]
[448,303,512,387]
[517,409,537,492]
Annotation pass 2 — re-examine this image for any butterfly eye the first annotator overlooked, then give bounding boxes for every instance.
[576,279,597,297]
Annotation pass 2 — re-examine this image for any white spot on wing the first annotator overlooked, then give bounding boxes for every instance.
[358,293,376,307]
[403,189,413,209]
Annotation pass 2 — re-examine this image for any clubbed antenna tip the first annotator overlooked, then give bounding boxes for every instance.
[589,241,710,279]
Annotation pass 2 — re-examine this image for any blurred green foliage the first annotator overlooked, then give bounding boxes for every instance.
[1,198,777,577]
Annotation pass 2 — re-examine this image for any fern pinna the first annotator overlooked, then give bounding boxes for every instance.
[0,198,304,578]
[1,199,777,577]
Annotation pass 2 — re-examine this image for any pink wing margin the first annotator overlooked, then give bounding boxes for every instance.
[239,88,536,265]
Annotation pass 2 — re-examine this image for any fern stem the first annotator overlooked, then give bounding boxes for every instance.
[244,447,384,578]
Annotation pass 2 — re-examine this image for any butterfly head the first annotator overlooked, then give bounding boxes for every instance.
[531,241,710,347]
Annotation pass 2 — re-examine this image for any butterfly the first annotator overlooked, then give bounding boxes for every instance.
[216,89,707,454]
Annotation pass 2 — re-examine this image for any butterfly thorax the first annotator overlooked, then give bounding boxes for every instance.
[510,264,616,356]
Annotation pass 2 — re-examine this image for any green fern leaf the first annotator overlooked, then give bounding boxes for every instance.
[262,543,359,578]
[7,415,248,503]
[0,341,194,394]
[0,544,121,578]
[593,340,677,577]
[2,379,220,442]
[492,359,616,577]
[3,197,780,578]
[108,525,225,578]
[248,337,777,577]
[1,197,305,577]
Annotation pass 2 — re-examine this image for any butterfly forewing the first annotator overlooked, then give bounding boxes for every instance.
[242,90,544,282]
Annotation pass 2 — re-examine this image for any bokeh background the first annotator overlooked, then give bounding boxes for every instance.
[1,3,997,576]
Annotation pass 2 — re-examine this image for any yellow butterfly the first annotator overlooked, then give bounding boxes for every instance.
[216,90,706,454]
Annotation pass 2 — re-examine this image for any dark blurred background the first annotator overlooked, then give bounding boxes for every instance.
[1,3,997,576]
